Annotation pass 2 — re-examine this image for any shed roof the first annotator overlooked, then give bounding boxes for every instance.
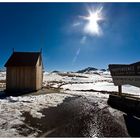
[5,52,41,67]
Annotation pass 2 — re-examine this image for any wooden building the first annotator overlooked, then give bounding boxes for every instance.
[4,51,43,93]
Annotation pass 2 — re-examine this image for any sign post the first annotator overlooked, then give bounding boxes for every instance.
[118,85,122,96]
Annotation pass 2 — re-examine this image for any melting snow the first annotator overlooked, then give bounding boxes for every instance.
[0,93,73,137]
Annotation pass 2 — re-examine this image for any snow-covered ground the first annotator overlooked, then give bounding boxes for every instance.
[0,71,6,88]
[62,82,140,95]
[0,72,6,81]
[1,70,139,96]
[0,93,73,137]
[44,71,140,96]
[0,70,139,137]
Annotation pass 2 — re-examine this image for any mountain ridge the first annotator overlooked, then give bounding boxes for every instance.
[77,67,108,73]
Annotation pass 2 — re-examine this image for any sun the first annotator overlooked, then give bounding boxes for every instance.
[80,6,104,36]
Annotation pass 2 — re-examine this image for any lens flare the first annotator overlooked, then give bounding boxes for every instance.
[80,6,104,36]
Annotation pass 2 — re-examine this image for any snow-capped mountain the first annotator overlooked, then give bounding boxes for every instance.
[77,67,98,73]
[77,67,108,74]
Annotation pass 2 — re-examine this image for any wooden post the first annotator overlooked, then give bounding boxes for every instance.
[118,85,122,96]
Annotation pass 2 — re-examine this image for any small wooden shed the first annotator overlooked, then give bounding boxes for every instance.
[4,51,43,93]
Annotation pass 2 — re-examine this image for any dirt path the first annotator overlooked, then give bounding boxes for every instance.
[19,94,130,137]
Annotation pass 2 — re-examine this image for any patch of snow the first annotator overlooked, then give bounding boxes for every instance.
[62,82,140,96]
[64,90,109,101]
[0,72,6,80]
[44,71,140,96]
[43,71,111,88]
[0,93,73,137]
[43,73,63,82]
[62,82,116,91]
[108,107,123,118]
[103,71,110,75]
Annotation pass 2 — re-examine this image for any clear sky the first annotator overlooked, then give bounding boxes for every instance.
[1,3,140,72]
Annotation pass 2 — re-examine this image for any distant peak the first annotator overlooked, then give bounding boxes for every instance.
[77,67,98,73]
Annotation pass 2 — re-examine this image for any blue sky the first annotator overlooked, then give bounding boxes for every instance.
[0,3,140,72]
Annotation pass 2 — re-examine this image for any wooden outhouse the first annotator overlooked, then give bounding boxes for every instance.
[4,51,43,93]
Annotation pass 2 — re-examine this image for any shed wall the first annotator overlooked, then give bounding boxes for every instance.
[36,56,43,90]
[6,66,36,92]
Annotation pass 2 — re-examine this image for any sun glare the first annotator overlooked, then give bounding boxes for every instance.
[80,6,104,36]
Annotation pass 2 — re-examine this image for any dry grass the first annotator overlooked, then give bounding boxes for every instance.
[0,80,6,83]
[0,80,6,88]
